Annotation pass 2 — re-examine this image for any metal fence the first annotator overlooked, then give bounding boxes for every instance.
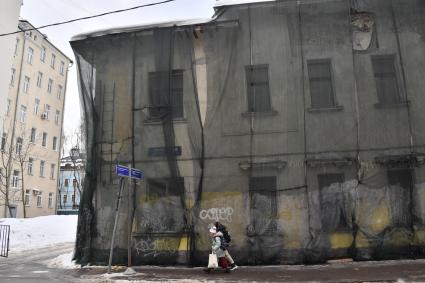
[0,225,10,257]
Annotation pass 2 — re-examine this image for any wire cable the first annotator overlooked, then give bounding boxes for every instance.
[0,0,176,37]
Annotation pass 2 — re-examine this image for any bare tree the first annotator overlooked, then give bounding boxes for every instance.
[0,122,39,218]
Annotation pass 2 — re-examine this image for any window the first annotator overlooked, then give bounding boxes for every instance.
[27,47,34,64]
[63,194,67,204]
[64,178,69,187]
[245,64,271,112]
[307,60,336,109]
[40,46,46,62]
[37,72,43,87]
[10,68,16,86]
[19,105,27,123]
[57,85,63,99]
[37,192,42,207]
[23,76,30,93]
[249,176,277,235]
[372,55,402,104]
[47,78,53,93]
[48,193,53,208]
[1,133,7,151]
[6,99,11,116]
[387,169,413,226]
[60,61,65,75]
[28,158,34,175]
[50,54,56,69]
[42,132,47,147]
[148,70,184,118]
[72,194,76,203]
[50,164,55,179]
[40,160,45,177]
[34,98,40,115]
[44,104,51,119]
[55,110,60,125]
[52,136,57,151]
[12,170,19,188]
[318,173,347,232]
[24,189,30,206]
[15,137,23,155]
[14,38,19,55]
[30,128,36,143]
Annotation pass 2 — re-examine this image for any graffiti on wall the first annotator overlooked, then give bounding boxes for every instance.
[199,207,234,222]
[134,238,178,257]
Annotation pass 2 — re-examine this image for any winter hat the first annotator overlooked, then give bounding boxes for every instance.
[209,226,217,233]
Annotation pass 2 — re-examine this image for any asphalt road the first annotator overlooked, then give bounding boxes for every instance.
[0,242,76,282]
[3,244,425,282]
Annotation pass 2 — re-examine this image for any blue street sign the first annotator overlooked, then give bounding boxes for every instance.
[131,168,144,180]
[116,165,130,177]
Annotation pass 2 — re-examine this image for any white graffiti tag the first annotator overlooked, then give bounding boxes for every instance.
[199,207,234,222]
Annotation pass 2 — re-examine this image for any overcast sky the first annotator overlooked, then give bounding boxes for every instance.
[20,0,216,147]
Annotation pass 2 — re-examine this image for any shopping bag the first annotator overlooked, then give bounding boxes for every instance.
[208,253,218,268]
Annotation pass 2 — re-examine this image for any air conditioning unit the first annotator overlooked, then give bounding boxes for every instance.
[41,112,48,119]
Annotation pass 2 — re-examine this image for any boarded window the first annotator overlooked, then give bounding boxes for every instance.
[387,169,412,227]
[318,173,348,232]
[308,60,336,109]
[249,176,277,235]
[245,65,271,112]
[372,56,401,104]
[148,70,183,118]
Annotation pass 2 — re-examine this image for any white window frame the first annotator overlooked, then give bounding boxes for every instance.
[34,98,40,115]
[40,46,46,62]
[48,193,53,208]
[10,68,16,86]
[55,110,60,125]
[40,160,45,177]
[6,99,11,116]
[50,164,55,179]
[44,104,50,119]
[28,157,34,175]
[23,76,30,93]
[14,38,20,55]
[15,137,23,155]
[37,192,42,207]
[27,47,34,64]
[37,72,43,88]
[47,78,53,93]
[30,127,36,143]
[57,85,63,99]
[12,170,19,188]
[19,105,27,123]
[50,54,56,69]
[60,61,65,75]
[42,132,47,147]
[52,136,57,151]
[24,189,30,206]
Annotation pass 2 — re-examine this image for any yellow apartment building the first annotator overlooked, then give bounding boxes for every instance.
[1,20,72,218]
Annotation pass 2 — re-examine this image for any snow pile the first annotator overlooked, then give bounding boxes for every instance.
[46,252,80,269]
[0,215,78,252]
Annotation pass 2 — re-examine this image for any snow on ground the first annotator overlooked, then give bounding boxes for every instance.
[0,215,78,252]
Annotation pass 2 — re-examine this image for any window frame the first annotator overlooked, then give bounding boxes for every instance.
[40,46,46,62]
[371,54,403,105]
[24,189,30,206]
[28,157,34,175]
[19,105,27,123]
[42,132,47,147]
[50,54,56,69]
[40,160,45,177]
[37,72,43,88]
[245,64,272,113]
[27,47,34,64]
[23,76,30,93]
[307,59,338,109]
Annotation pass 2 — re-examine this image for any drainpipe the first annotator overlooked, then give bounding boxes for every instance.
[4,32,27,218]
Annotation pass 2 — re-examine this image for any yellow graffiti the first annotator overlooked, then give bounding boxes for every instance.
[370,201,390,233]
[331,232,353,249]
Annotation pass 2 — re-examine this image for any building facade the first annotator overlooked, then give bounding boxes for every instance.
[1,20,72,218]
[0,0,22,134]
[71,0,425,265]
[57,150,85,215]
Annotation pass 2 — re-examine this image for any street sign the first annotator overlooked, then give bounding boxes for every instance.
[116,164,130,177]
[130,168,143,180]
[115,164,144,180]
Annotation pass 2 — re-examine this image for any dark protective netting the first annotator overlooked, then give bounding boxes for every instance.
[71,0,425,266]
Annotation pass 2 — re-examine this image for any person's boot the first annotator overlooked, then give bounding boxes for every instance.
[230,263,238,270]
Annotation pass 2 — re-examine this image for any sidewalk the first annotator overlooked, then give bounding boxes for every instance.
[71,259,425,282]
